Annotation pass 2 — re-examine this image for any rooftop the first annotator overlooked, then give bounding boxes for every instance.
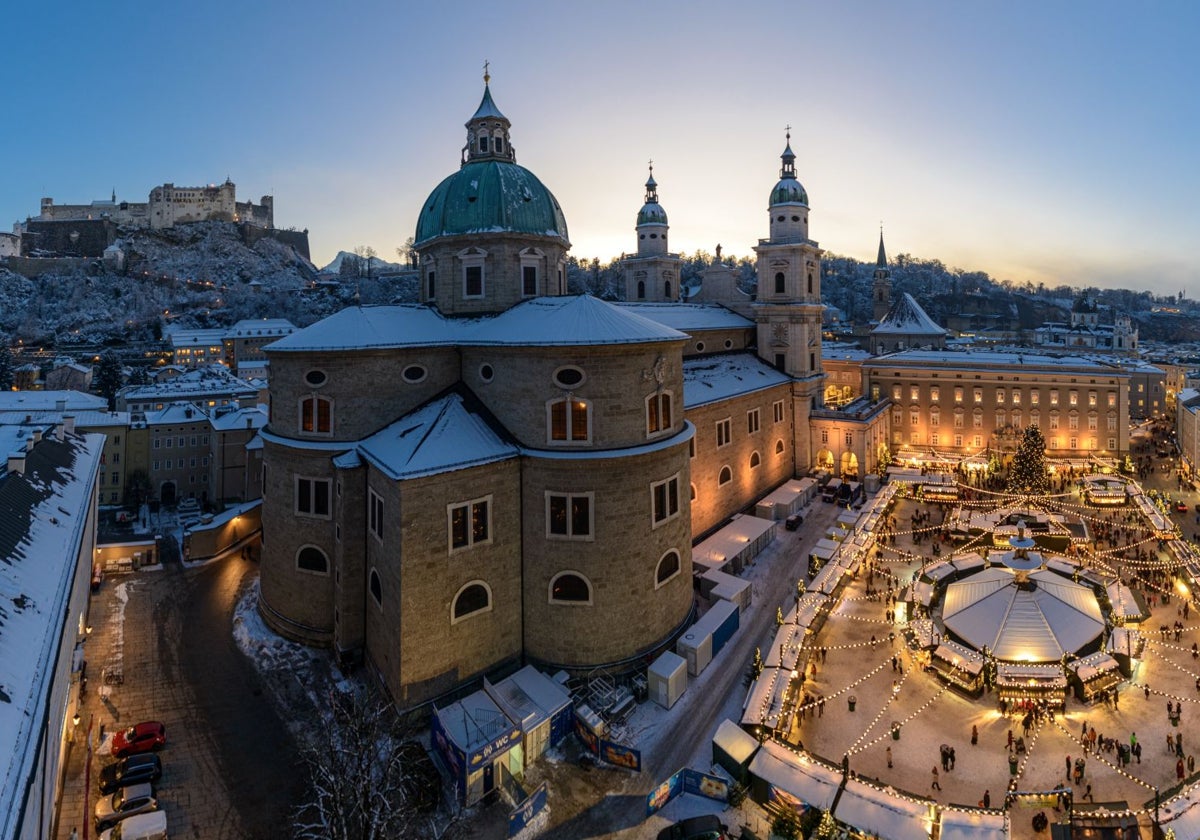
[683,353,792,408]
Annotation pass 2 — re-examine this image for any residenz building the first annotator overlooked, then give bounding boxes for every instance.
[256,80,1130,709]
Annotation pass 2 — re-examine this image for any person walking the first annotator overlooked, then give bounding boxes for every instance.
[972,724,979,746]
[950,747,956,770]
[886,746,893,768]
[1084,784,1093,803]
[931,767,941,791]
[1065,755,1071,776]
[983,790,991,808]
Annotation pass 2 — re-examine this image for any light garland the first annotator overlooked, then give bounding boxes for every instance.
[1049,717,1156,793]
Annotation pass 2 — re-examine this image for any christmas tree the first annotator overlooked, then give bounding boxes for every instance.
[1006,424,1049,495]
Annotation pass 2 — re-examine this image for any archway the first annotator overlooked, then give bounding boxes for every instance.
[816,449,834,471]
[840,451,859,479]
[160,481,177,506]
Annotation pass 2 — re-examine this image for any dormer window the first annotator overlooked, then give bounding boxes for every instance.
[495,136,504,153]
[478,136,489,153]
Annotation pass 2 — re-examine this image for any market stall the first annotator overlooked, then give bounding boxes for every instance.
[930,641,985,696]
[995,664,1068,709]
[834,776,935,840]
[1068,652,1123,703]
[747,739,841,813]
[937,807,1009,840]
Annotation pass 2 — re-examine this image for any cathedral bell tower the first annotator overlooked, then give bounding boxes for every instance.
[753,131,825,472]
[872,230,892,322]
[622,163,681,302]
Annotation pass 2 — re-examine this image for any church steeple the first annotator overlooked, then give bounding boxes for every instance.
[872,227,893,322]
[635,161,669,258]
[780,130,797,180]
[463,63,515,165]
[768,127,810,243]
[623,161,678,301]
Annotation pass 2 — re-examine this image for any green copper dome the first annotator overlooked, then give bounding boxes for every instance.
[637,202,668,225]
[414,160,569,247]
[770,176,808,207]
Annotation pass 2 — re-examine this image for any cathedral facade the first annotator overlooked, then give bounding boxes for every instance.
[256,81,858,708]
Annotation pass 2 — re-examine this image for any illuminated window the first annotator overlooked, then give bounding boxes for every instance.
[954,387,964,403]
[647,392,672,435]
[930,386,940,402]
[548,397,591,443]
[547,492,593,540]
[549,572,592,604]
[974,388,983,404]
[300,395,333,435]
[449,496,491,552]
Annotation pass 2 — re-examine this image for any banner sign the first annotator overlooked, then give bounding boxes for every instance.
[507,781,549,837]
[682,770,729,803]
[600,739,642,772]
[646,769,684,816]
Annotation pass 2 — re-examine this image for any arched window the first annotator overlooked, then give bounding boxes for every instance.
[655,550,681,587]
[774,272,785,294]
[749,451,761,469]
[299,395,332,434]
[775,439,785,455]
[637,280,646,299]
[451,581,492,623]
[296,545,328,575]
[548,397,591,443]
[549,571,592,605]
[807,272,814,294]
[718,465,732,486]
[369,568,382,606]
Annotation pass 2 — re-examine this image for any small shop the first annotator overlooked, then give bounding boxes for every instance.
[693,514,778,575]
[930,641,985,696]
[746,739,841,816]
[1067,652,1123,703]
[741,666,800,740]
[937,807,1008,840]
[995,664,1068,709]
[484,665,573,763]
[1083,475,1129,506]
[1105,627,1144,678]
[1106,581,1150,627]
[432,690,524,806]
[833,776,935,840]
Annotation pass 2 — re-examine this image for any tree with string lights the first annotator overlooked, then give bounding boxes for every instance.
[1006,424,1049,496]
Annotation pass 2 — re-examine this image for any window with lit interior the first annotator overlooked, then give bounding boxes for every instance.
[448,496,491,552]
[299,395,332,435]
[547,397,590,443]
[549,571,592,605]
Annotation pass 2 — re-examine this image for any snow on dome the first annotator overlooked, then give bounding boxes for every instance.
[870,292,946,336]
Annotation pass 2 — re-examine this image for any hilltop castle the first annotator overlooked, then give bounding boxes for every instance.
[32,178,272,230]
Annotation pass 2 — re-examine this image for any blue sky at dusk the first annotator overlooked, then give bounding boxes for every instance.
[5,1,1197,296]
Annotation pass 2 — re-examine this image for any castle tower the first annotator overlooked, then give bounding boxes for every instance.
[872,230,892,322]
[753,131,824,473]
[622,164,680,301]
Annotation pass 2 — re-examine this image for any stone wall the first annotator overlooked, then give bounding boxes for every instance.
[22,219,117,258]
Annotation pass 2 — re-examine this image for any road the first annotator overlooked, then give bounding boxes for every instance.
[542,499,842,838]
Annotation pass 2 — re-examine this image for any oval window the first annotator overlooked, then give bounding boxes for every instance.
[724,339,733,349]
[304,370,327,387]
[553,366,585,388]
[696,342,706,352]
[479,364,494,383]
[401,365,427,384]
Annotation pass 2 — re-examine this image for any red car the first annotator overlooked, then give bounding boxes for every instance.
[111,722,166,757]
[1176,502,1189,513]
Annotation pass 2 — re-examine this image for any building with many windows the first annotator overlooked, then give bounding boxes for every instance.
[257,81,857,711]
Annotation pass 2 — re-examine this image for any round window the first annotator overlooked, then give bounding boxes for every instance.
[724,339,733,349]
[791,215,800,222]
[696,342,706,352]
[479,364,494,383]
[401,365,427,384]
[553,366,585,388]
[304,370,327,387]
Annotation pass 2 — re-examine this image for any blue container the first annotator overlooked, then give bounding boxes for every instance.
[709,600,740,655]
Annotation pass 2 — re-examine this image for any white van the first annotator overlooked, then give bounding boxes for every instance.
[99,810,168,840]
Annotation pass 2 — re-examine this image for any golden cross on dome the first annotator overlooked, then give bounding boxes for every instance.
[785,124,791,142]
[483,60,490,85]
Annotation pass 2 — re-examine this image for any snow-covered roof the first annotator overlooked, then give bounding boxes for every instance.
[942,567,1104,661]
[835,777,934,840]
[120,365,258,401]
[357,392,518,481]
[464,295,687,346]
[225,318,297,338]
[169,327,226,347]
[0,429,102,834]
[209,406,268,432]
[866,349,1126,375]
[144,403,210,425]
[486,666,570,731]
[614,302,753,332]
[871,292,946,337]
[265,305,459,352]
[0,409,129,428]
[746,740,840,810]
[683,353,791,408]
[436,690,519,754]
[937,808,1008,840]
[0,391,106,412]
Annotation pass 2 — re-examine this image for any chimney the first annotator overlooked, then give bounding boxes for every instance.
[25,434,35,452]
[31,429,42,444]
[7,453,25,474]
[63,415,76,435]
[55,399,66,411]
[55,422,65,441]
[246,417,253,429]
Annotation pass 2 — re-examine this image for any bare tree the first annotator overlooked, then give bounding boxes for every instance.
[293,687,461,840]
[353,246,377,281]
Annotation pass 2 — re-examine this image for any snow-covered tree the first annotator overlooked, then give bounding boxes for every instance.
[94,351,123,410]
[0,339,13,391]
[1006,424,1049,496]
[293,688,460,840]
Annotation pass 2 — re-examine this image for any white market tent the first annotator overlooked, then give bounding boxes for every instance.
[834,777,935,840]
[942,567,1104,661]
[1159,785,1200,840]
[765,622,804,672]
[937,807,1009,840]
[742,667,791,732]
[747,740,840,811]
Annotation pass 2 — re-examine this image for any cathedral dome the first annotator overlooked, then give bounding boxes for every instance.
[637,201,668,226]
[414,160,569,248]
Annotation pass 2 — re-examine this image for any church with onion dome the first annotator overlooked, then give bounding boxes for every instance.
[253,76,894,711]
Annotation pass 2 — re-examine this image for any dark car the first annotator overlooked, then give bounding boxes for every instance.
[785,513,803,531]
[111,721,166,758]
[99,753,162,795]
[657,814,728,840]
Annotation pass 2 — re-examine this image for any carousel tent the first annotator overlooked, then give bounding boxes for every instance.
[942,567,1104,661]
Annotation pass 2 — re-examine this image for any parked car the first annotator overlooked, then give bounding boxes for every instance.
[95,782,159,832]
[1176,502,1188,512]
[785,513,803,531]
[98,810,168,840]
[111,722,166,758]
[99,753,162,795]
[177,498,200,515]
[657,815,729,840]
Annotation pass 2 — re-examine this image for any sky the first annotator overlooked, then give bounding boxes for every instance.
[4,1,1198,297]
